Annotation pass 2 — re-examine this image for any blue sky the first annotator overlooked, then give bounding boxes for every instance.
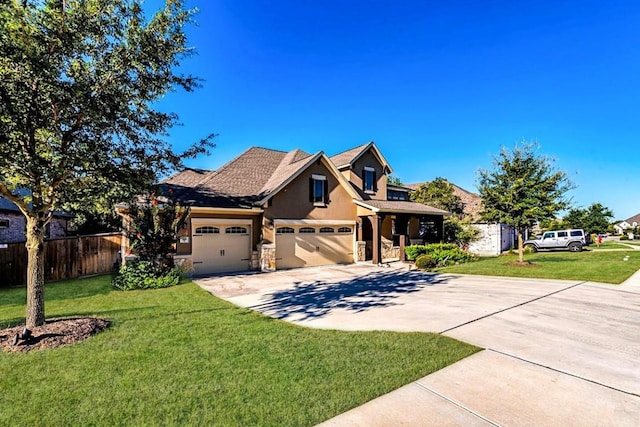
[150,0,639,220]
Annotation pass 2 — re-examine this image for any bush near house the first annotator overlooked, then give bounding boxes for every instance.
[112,191,189,291]
[406,244,477,267]
[415,254,437,270]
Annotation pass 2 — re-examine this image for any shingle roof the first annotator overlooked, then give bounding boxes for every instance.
[162,168,214,187]
[259,149,312,194]
[329,142,372,168]
[626,213,640,224]
[163,147,315,209]
[0,197,19,212]
[355,200,451,215]
[407,180,482,219]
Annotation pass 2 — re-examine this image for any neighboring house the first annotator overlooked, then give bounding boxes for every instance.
[406,180,515,255]
[613,213,640,235]
[405,181,482,219]
[144,141,449,275]
[0,197,72,243]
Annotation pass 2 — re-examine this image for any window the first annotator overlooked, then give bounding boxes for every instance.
[0,219,8,228]
[388,190,408,201]
[543,232,555,239]
[319,227,334,233]
[309,174,328,206]
[225,226,248,234]
[363,167,376,193]
[338,227,352,233]
[557,231,568,238]
[299,227,315,233]
[195,226,219,234]
[276,227,294,234]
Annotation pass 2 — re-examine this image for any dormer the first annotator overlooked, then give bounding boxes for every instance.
[329,142,392,201]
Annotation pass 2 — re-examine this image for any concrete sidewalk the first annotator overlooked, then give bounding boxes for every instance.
[195,264,640,426]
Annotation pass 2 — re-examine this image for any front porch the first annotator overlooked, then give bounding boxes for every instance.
[354,200,449,264]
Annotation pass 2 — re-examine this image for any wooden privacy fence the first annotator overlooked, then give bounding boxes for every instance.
[0,233,122,288]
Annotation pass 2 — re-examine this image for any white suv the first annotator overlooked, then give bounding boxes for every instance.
[523,229,588,252]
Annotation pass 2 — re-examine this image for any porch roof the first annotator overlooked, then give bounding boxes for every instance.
[354,199,451,216]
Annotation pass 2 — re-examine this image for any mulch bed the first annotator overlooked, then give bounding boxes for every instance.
[0,317,110,353]
[505,261,539,267]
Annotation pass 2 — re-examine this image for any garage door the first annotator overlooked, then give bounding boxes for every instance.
[192,220,251,275]
[276,224,354,269]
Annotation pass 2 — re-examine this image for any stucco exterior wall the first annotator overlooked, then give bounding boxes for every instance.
[350,150,387,201]
[264,159,356,230]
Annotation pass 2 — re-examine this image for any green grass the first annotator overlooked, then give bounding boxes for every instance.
[438,250,640,284]
[590,240,636,250]
[0,276,479,426]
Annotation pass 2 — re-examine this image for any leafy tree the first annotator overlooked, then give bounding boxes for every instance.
[444,216,480,248]
[410,177,465,216]
[0,0,214,328]
[538,217,567,232]
[123,190,189,272]
[411,178,478,247]
[387,175,403,186]
[477,142,573,263]
[562,203,614,235]
[112,190,189,290]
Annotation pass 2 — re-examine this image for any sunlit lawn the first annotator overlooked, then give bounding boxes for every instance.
[591,240,635,250]
[0,276,479,426]
[438,249,640,284]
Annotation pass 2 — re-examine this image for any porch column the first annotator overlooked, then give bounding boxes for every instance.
[399,234,406,262]
[372,214,381,264]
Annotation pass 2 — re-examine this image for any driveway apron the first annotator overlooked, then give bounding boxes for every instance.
[195,264,640,426]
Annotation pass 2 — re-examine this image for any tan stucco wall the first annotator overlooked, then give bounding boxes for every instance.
[264,159,356,241]
[351,149,388,201]
[381,216,393,239]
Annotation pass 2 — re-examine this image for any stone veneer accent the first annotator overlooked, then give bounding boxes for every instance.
[258,242,276,272]
[356,241,366,262]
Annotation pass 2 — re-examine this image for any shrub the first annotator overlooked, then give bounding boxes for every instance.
[415,254,436,270]
[112,260,182,291]
[405,245,426,261]
[406,243,477,266]
[620,235,629,240]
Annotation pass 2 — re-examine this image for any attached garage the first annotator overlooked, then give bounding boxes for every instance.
[275,220,355,269]
[191,218,252,275]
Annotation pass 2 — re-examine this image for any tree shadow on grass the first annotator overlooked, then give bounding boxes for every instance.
[249,269,450,321]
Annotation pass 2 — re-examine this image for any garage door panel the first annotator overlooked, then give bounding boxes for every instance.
[192,223,251,275]
[276,225,354,269]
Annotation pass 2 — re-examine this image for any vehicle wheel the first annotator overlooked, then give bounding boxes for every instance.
[568,242,582,252]
[524,244,537,253]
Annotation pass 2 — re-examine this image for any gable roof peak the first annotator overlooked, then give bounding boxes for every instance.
[329,141,391,173]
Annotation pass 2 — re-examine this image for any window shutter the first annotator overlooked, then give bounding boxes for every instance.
[373,171,378,191]
[323,179,329,203]
[362,168,366,190]
[309,178,314,202]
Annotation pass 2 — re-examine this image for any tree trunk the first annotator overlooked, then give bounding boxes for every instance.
[25,216,46,328]
[517,229,524,263]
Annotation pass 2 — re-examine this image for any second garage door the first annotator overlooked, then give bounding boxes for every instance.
[275,224,354,269]
[191,219,252,275]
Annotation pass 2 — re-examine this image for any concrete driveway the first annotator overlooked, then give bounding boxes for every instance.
[195,263,640,426]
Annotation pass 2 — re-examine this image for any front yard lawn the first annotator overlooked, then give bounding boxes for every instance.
[438,250,640,284]
[0,276,478,426]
